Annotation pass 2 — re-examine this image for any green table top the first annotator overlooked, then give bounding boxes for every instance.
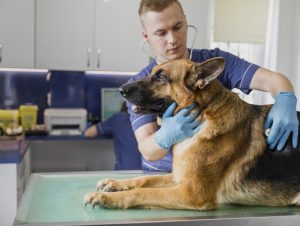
[14,171,300,226]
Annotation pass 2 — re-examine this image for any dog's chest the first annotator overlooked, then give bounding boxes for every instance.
[173,138,195,155]
[172,137,199,182]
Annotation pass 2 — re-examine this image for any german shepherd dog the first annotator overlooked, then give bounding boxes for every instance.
[84,57,300,210]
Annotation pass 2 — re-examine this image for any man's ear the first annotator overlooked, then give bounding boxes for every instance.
[187,57,225,90]
[142,31,149,40]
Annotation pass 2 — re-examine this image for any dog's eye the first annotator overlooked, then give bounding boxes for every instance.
[152,71,168,82]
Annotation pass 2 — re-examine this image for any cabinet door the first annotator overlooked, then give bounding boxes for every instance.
[94,0,148,72]
[0,0,34,68]
[36,0,94,70]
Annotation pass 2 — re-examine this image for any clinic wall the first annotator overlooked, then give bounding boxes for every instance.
[293,0,300,110]
[180,0,211,49]
[276,0,300,110]
[276,0,295,77]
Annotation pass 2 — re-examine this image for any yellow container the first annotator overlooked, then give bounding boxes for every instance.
[19,105,38,130]
[0,110,19,131]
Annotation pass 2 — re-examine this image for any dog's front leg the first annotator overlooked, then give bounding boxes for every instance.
[97,173,175,192]
[84,185,217,210]
[84,187,187,209]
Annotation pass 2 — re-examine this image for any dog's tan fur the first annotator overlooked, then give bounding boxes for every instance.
[84,58,300,210]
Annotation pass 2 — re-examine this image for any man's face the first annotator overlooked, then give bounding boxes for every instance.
[141,3,189,63]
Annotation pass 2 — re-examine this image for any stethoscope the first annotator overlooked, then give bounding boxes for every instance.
[141,25,198,61]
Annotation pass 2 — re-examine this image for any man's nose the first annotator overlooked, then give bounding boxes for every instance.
[167,31,177,45]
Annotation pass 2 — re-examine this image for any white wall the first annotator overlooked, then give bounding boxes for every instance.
[276,0,300,109]
[181,0,211,49]
[276,0,295,76]
[292,1,300,110]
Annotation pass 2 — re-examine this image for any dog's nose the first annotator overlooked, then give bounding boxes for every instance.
[119,85,128,97]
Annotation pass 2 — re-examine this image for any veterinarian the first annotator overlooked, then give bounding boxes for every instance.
[127,0,299,172]
[84,101,142,170]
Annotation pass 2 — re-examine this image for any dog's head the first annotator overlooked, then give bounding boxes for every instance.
[119,57,225,114]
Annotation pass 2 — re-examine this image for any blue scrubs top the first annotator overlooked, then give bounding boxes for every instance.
[126,48,260,172]
[97,112,142,170]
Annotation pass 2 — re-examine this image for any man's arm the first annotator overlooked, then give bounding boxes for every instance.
[134,123,169,161]
[250,67,298,151]
[249,67,294,95]
[84,125,99,137]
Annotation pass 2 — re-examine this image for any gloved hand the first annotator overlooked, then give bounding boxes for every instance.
[264,92,299,151]
[155,102,203,150]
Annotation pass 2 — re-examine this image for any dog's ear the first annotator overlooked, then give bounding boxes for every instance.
[185,57,225,90]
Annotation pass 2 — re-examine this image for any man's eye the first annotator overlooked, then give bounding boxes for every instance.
[174,25,181,31]
[173,23,183,31]
[156,31,166,36]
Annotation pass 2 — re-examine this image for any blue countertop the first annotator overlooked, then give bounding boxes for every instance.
[0,136,28,164]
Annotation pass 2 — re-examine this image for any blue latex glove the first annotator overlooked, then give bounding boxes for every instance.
[264,92,299,151]
[155,102,203,150]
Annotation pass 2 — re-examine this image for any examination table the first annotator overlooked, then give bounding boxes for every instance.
[14,171,300,226]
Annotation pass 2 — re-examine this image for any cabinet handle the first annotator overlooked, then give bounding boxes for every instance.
[0,44,2,64]
[97,48,101,68]
[87,48,92,68]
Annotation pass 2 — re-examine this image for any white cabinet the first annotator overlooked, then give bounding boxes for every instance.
[0,0,211,71]
[36,0,94,71]
[0,149,31,226]
[0,0,34,68]
[94,0,148,71]
[36,0,148,71]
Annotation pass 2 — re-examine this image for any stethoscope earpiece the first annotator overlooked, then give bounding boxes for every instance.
[141,38,156,60]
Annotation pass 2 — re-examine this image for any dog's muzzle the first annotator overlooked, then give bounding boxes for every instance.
[119,82,172,115]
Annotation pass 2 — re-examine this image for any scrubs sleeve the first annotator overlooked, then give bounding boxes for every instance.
[96,116,115,136]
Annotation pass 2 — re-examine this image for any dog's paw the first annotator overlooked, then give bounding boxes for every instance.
[96,178,129,192]
[84,192,111,208]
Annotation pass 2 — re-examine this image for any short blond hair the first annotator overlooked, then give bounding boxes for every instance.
[139,0,184,18]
